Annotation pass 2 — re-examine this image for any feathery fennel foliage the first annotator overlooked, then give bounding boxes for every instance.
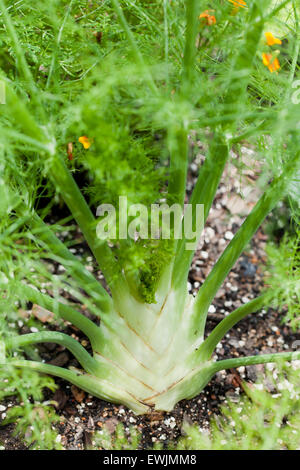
[176,363,300,450]
[0,0,299,416]
[265,231,300,330]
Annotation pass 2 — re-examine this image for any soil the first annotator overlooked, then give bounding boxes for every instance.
[1,149,299,450]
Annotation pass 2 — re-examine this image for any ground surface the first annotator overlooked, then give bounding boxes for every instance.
[1,149,299,450]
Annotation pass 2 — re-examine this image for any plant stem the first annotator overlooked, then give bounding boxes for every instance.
[223,2,264,128]
[197,294,268,361]
[167,127,189,209]
[213,350,300,373]
[2,359,86,384]
[172,135,229,289]
[192,156,299,339]
[49,155,126,294]
[182,0,199,98]
[163,0,169,89]
[166,127,189,262]
[2,360,149,413]
[6,332,100,375]
[16,283,103,351]
[26,209,112,313]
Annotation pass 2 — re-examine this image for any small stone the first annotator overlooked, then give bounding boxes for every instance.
[71,386,85,403]
[32,304,54,323]
[30,327,39,333]
[190,163,198,174]
[225,231,234,240]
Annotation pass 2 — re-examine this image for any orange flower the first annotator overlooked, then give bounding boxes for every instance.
[199,10,216,25]
[262,53,280,73]
[228,0,247,8]
[265,32,282,46]
[79,136,93,149]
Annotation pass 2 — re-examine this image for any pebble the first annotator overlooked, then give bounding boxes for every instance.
[208,305,216,314]
[190,163,198,174]
[225,231,234,240]
[0,405,6,412]
[30,327,39,333]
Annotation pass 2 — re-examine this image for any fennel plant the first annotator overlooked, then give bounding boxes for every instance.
[0,0,299,415]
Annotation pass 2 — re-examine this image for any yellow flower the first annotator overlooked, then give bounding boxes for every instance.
[199,10,216,26]
[265,32,282,46]
[79,136,93,149]
[262,53,280,73]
